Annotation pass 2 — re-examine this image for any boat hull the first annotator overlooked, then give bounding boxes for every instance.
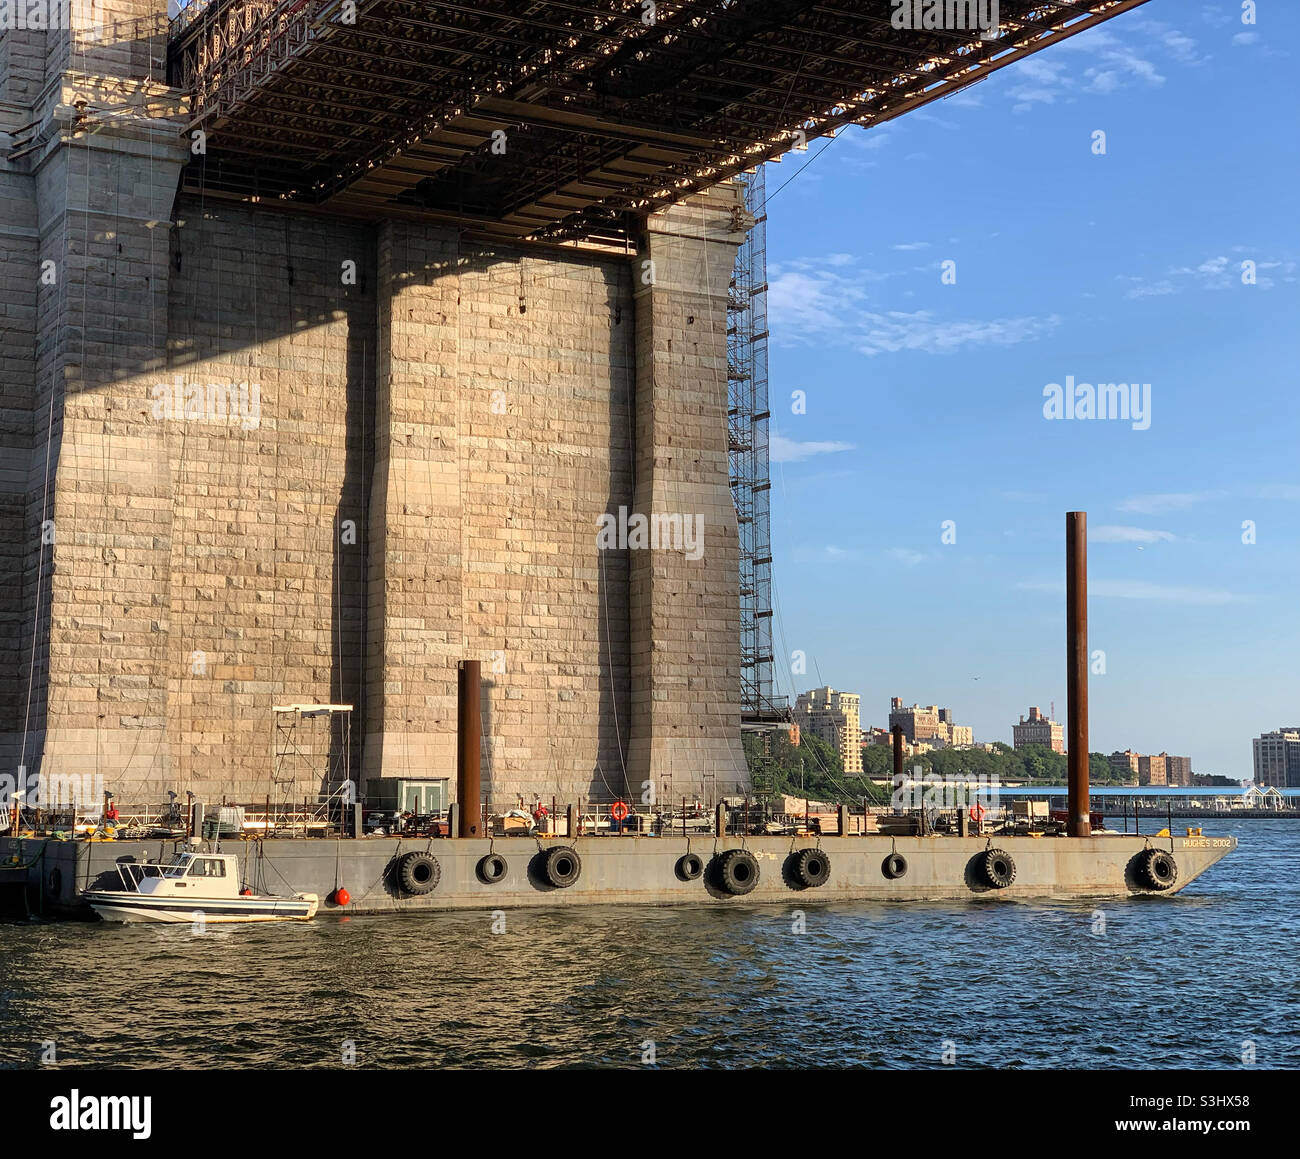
[84,891,319,924]
[7,833,1235,918]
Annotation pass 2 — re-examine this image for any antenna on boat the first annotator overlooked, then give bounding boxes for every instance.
[1066,512,1091,838]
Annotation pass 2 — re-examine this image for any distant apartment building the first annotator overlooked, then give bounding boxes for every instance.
[1109,750,1141,782]
[795,687,862,774]
[862,726,932,759]
[1164,754,1192,787]
[888,697,973,748]
[1138,753,1167,786]
[1110,749,1190,786]
[1012,706,1064,753]
[1253,728,1300,789]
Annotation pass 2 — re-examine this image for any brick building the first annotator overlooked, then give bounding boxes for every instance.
[795,687,862,774]
[888,697,973,747]
[1253,729,1300,789]
[1012,707,1064,753]
[1138,753,1168,786]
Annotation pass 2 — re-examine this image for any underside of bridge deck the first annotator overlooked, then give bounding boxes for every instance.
[168,0,1149,247]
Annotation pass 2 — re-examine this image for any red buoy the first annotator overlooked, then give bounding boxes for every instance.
[240,887,253,896]
[334,887,351,906]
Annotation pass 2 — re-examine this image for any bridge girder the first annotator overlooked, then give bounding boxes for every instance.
[167,0,1151,245]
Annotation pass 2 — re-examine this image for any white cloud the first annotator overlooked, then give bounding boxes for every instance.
[855,310,1060,356]
[1255,484,1300,501]
[1126,279,1175,299]
[768,261,1060,356]
[1233,31,1259,46]
[1125,254,1295,296]
[1090,525,1177,544]
[1117,491,1220,514]
[770,434,855,463]
[1119,486,1300,513]
[887,547,925,567]
[1017,579,1244,606]
[1001,19,1206,113]
[793,543,865,564]
[843,127,893,151]
[893,241,930,251]
[770,267,1059,354]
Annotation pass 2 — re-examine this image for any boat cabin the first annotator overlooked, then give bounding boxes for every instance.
[117,851,242,898]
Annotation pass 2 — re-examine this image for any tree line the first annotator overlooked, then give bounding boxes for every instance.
[743,731,1134,805]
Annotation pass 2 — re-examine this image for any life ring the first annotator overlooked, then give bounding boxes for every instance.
[980,848,1016,889]
[969,802,986,823]
[882,853,908,880]
[477,853,508,884]
[610,801,629,822]
[716,849,760,896]
[792,848,831,888]
[676,853,704,881]
[395,852,441,895]
[541,846,581,888]
[1135,849,1178,891]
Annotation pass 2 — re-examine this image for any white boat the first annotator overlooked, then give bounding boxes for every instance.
[84,850,319,924]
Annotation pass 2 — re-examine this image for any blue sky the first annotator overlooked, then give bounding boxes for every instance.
[762,1,1299,778]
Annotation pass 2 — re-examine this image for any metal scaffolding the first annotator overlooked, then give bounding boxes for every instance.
[729,166,785,723]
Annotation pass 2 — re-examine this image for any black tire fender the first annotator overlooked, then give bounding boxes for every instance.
[477,853,508,884]
[396,851,441,895]
[676,853,704,881]
[1136,848,1178,891]
[981,848,1016,889]
[542,846,582,888]
[882,853,908,880]
[716,849,760,896]
[792,848,831,888]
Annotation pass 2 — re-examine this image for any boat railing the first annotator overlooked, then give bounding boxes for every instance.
[113,862,167,891]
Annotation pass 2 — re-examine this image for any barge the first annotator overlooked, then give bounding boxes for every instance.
[0,828,1237,919]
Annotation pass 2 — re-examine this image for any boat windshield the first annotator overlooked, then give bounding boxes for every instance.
[160,855,192,878]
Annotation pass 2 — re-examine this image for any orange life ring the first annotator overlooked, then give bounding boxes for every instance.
[969,802,987,823]
[610,801,629,822]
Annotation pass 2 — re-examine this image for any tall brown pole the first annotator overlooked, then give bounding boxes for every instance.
[457,659,482,838]
[1066,512,1091,837]
[892,726,905,785]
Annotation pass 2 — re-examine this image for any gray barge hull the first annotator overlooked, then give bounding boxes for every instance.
[2,832,1236,919]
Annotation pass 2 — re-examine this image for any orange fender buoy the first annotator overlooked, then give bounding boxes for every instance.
[333,887,351,906]
[969,802,987,823]
[240,887,254,896]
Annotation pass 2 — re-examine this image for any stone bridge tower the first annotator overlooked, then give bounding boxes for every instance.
[0,1,751,810]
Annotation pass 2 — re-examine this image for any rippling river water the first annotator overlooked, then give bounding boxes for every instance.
[1,819,1295,1069]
